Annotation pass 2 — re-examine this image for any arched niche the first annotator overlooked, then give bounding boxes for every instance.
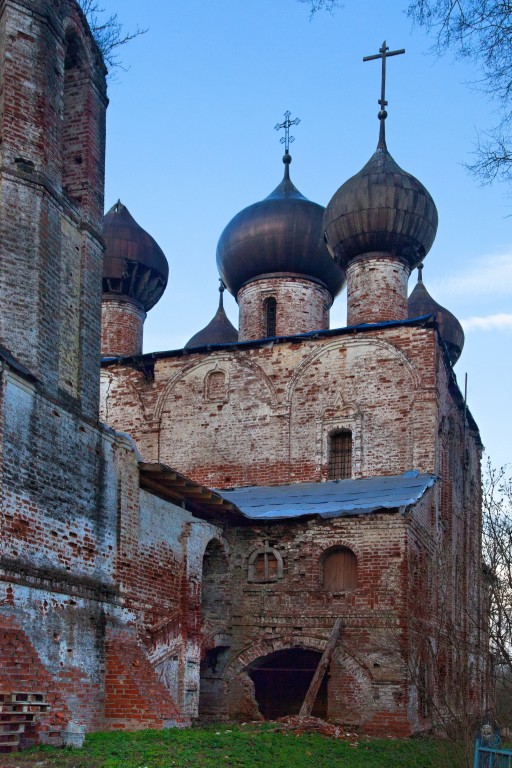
[201,539,229,622]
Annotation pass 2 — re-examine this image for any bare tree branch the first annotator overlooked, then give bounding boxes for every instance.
[297,0,343,17]
[78,0,147,71]
[407,0,512,185]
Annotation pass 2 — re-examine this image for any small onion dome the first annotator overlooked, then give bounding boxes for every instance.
[323,142,438,271]
[185,282,238,348]
[216,154,345,299]
[103,200,169,312]
[408,264,464,365]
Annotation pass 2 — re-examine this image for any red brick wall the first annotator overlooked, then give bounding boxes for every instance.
[238,276,331,340]
[101,298,146,357]
[101,324,443,488]
[105,629,184,730]
[346,256,410,325]
[0,0,107,420]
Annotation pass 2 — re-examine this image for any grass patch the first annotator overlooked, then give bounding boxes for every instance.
[0,723,461,768]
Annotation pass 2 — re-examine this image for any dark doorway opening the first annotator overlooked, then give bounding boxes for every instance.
[199,646,230,720]
[247,648,328,720]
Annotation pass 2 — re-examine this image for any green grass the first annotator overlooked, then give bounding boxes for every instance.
[0,724,463,768]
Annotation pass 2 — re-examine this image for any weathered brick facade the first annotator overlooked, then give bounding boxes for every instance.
[0,0,489,748]
[100,313,487,734]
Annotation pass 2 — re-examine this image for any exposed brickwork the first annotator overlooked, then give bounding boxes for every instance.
[0,0,107,420]
[101,297,146,357]
[105,629,185,730]
[101,323,440,488]
[100,315,486,735]
[0,616,71,747]
[0,0,488,744]
[238,276,331,340]
[346,256,410,325]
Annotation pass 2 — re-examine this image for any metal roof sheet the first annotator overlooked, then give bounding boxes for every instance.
[215,470,436,520]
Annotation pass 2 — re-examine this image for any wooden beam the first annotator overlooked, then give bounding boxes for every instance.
[299,618,343,717]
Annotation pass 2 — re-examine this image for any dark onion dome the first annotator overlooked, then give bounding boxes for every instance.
[102,200,169,312]
[323,134,438,271]
[216,154,345,299]
[185,282,238,348]
[408,264,464,365]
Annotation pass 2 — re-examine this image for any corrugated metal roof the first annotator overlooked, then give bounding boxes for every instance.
[215,471,437,520]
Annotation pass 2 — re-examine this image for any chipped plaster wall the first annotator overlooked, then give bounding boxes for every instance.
[126,490,225,718]
[100,324,445,488]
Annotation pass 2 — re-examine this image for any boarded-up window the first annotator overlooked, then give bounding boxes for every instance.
[248,542,283,582]
[322,547,357,592]
[328,430,352,479]
[263,297,277,337]
[205,370,228,402]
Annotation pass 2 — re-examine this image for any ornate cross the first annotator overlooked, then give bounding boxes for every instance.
[363,41,405,142]
[274,111,301,153]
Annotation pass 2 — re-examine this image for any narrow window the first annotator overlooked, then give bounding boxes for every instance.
[322,547,357,592]
[263,297,277,337]
[328,430,352,479]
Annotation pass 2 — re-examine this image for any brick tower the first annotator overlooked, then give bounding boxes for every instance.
[0,0,108,419]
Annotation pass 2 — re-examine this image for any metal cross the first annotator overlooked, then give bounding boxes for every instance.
[274,111,301,153]
[363,41,405,119]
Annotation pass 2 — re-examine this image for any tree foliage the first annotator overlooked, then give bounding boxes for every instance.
[77,0,146,71]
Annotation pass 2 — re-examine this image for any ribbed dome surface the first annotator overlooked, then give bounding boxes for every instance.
[103,201,169,312]
[185,286,238,348]
[408,267,464,365]
[216,157,345,299]
[323,146,438,270]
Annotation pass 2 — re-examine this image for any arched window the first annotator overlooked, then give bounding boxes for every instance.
[263,297,277,337]
[248,542,283,583]
[328,430,352,479]
[321,547,357,592]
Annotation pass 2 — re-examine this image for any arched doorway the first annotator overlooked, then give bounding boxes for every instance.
[199,540,230,720]
[199,645,230,720]
[247,648,328,719]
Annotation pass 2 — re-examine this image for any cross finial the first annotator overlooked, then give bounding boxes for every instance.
[363,41,405,148]
[274,110,301,154]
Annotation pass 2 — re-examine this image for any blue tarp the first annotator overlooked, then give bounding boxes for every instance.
[215,470,437,520]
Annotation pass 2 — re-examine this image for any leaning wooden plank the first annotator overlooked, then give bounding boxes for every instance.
[299,618,343,717]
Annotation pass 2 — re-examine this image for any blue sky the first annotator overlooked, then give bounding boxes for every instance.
[99,0,511,469]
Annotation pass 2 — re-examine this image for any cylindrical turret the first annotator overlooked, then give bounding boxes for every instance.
[216,153,345,340]
[323,109,438,325]
[101,201,168,357]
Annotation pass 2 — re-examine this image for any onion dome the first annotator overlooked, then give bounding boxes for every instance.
[216,153,345,299]
[102,200,169,311]
[185,282,238,348]
[323,91,438,270]
[408,264,464,365]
